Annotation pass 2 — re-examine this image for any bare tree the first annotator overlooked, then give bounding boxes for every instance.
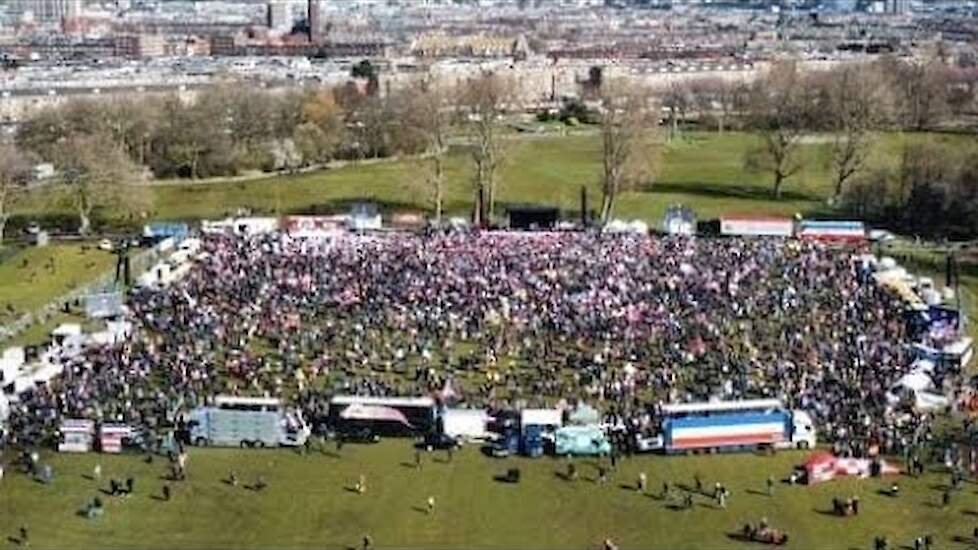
[53,133,140,235]
[598,82,661,224]
[0,145,33,247]
[661,81,692,141]
[823,64,885,200]
[877,55,950,131]
[744,61,815,199]
[460,71,513,226]
[401,79,456,223]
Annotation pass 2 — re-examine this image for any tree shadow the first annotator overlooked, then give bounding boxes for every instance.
[642,180,821,203]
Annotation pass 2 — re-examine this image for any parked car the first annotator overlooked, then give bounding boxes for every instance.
[338,427,380,444]
[424,432,461,450]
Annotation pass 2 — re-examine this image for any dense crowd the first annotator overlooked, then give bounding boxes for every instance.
[2,231,952,457]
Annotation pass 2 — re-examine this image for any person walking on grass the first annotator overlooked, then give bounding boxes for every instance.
[356,474,366,494]
[766,475,775,497]
[637,472,647,493]
[362,534,372,550]
[162,485,171,501]
[18,525,28,548]
[92,464,101,482]
[415,449,422,469]
[426,495,436,515]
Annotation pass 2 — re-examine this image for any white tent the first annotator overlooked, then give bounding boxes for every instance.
[441,409,490,441]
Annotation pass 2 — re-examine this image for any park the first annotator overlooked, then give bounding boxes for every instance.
[1,128,977,550]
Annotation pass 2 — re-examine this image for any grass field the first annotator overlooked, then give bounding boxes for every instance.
[11,131,974,226]
[0,245,114,326]
[0,442,975,550]
[3,131,978,548]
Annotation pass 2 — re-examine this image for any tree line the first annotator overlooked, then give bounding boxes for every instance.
[658,55,978,237]
[2,54,977,245]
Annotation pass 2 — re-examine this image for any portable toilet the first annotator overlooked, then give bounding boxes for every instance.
[99,424,132,454]
[59,419,95,453]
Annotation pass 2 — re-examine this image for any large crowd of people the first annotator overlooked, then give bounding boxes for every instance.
[2,230,960,459]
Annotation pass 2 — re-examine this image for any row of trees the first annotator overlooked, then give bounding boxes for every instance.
[0,73,519,243]
[733,55,976,201]
[844,140,978,239]
[3,55,975,244]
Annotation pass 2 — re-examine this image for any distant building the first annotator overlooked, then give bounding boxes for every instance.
[412,33,530,59]
[885,0,910,13]
[114,34,165,59]
[308,0,322,44]
[267,1,291,32]
[14,0,82,22]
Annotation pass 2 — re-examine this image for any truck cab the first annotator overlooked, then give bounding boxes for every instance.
[790,410,817,450]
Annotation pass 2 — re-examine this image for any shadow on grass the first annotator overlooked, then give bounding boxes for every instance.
[812,508,846,518]
[745,489,770,497]
[410,506,429,515]
[962,510,978,517]
[641,180,822,203]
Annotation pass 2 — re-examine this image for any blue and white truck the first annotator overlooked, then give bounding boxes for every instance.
[639,399,817,454]
[188,396,310,448]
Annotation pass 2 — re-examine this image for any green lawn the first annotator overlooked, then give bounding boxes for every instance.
[0,443,973,550]
[0,244,114,326]
[12,131,974,227]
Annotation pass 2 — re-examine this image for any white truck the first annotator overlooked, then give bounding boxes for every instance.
[189,396,309,448]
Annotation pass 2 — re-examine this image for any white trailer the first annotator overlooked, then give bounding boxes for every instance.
[441,409,491,441]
